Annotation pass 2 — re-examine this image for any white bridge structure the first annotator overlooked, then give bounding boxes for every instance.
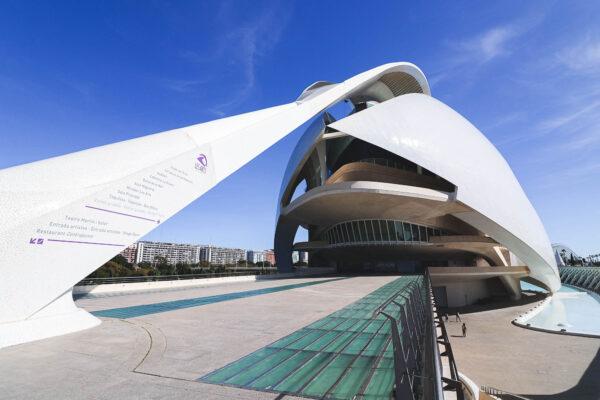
[0,63,560,348]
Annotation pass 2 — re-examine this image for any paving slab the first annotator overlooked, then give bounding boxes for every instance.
[446,300,600,399]
[0,275,398,399]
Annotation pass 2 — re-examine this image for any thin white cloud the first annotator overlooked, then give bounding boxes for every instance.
[457,27,518,63]
[485,111,525,131]
[430,16,544,89]
[538,101,600,131]
[555,35,600,75]
[162,78,210,93]
[163,2,291,117]
[207,5,291,116]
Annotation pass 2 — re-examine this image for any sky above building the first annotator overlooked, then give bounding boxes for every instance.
[0,1,598,255]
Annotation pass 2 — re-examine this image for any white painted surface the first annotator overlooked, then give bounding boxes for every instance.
[0,63,427,338]
[513,296,552,325]
[445,280,490,307]
[458,372,480,400]
[0,63,428,347]
[0,289,100,349]
[329,94,560,292]
[73,275,259,295]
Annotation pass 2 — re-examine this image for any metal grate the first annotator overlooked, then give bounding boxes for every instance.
[378,72,424,97]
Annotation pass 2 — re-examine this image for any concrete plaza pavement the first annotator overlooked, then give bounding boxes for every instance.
[446,299,600,399]
[2,275,599,399]
[0,276,399,399]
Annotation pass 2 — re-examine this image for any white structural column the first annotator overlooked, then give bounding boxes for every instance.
[0,62,429,348]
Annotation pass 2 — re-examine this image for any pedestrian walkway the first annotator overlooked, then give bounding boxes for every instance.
[92,277,347,319]
[199,276,424,400]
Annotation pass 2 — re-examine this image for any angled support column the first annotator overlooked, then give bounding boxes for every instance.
[1,62,430,348]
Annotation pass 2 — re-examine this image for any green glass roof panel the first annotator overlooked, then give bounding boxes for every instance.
[198,276,425,400]
[226,348,296,386]
[201,347,278,383]
[362,357,395,400]
[247,350,314,389]
[329,356,377,399]
[302,354,355,396]
[274,352,334,393]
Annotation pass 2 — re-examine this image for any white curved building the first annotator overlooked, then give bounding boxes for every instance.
[274,66,561,307]
[0,62,559,348]
[552,243,581,266]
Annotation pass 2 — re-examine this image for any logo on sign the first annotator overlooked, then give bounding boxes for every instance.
[195,154,208,173]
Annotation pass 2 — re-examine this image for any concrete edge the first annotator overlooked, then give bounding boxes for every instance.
[74,268,336,296]
[458,371,480,400]
[511,319,600,339]
[513,284,600,339]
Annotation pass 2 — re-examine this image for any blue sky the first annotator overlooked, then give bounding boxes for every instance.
[1,1,599,256]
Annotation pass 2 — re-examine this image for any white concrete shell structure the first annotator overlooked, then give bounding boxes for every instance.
[274,67,560,308]
[0,62,559,347]
[552,243,581,266]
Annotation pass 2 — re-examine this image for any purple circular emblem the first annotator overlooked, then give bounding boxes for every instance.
[197,154,208,167]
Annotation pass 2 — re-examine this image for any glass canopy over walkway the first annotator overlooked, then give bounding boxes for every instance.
[198,276,432,399]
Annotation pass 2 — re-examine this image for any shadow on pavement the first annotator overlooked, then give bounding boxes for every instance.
[440,291,546,316]
[523,348,600,400]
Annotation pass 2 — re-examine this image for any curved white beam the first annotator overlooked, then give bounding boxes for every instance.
[0,62,428,347]
[328,94,560,291]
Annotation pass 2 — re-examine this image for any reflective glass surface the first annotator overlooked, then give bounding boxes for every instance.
[322,219,451,246]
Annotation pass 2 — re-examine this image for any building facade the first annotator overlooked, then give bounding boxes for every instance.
[552,243,582,266]
[247,250,267,264]
[201,245,246,265]
[135,241,202,265]
[265,250,276,266]
[120,242,138,264]
[274,66,560,307]
[0,62,560,347]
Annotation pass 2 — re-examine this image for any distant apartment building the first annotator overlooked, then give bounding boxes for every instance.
[135,241,202,265]
[201,245,246,265]
[247,250,267,264]
[120,242,138,263]
[265,250,275,266]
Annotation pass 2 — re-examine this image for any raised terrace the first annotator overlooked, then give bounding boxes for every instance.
[1,275,598,399]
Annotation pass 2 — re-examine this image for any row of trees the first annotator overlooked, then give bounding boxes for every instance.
[560,249,585,266]
[85,255,274,279]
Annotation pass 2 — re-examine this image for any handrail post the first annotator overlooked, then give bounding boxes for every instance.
[380,311,414,400]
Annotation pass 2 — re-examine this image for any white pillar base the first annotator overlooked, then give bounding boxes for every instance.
[499,275,522,301]
[0,288,100,349]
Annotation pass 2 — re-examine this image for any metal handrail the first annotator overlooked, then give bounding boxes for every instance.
[436,314,460,382]
[372,276,443,400]
[425,271,445,400]
[428,269,464,400]
[481,385,532,400]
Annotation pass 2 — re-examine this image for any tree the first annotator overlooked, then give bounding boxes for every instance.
[176,262,192,275]
[87,260,132,278]
[154,255,168,266]
[111,254,130,267]
[256,261,272,268]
